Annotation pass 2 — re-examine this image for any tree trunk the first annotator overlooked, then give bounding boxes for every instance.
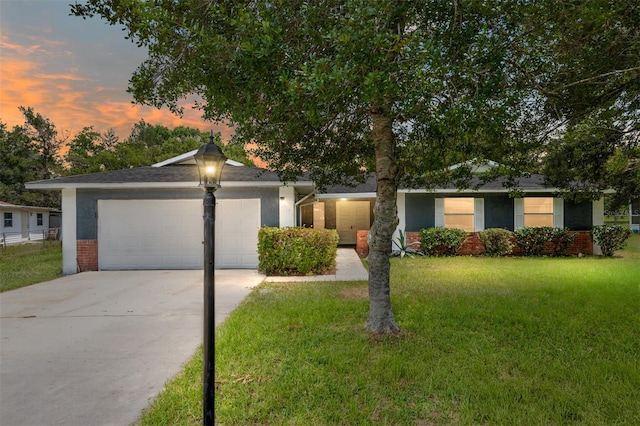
[365,105,401,334]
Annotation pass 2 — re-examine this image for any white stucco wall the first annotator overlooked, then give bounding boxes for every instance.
[279,186,296,228]
[61,188,77,274]
[592,197,604,255]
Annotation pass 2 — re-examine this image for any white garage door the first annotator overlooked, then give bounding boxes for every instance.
[98,199,260,270]
[216,199,261,268]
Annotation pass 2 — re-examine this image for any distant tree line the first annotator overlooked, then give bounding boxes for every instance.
[0,106,252,208]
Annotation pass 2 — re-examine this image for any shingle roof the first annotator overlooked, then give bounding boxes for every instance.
[321,175,378,194]
[318,173,556,195]
[26,158,554,194]
[26,164,312,189]
[428,174,554,192]
[0,201,59,211]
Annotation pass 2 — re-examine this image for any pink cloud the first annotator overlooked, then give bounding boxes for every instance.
[34,72,87,82]
[1,57,231,143]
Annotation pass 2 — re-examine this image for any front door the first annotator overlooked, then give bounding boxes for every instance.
[336,201,370,244]
[313,202,325,229]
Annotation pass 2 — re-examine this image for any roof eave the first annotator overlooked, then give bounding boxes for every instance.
[400,188,557,193]
[0,204,60,212]
[25,180,315,190]
[316,192,376,199]
[316,188,616,197]
[152,152,246,168]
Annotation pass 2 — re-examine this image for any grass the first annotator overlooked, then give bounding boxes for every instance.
[139,236,640,425]
[0,241,62,292]
[620,231,640,257]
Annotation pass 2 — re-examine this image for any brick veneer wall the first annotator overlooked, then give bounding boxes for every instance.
[356,230,369,257]
[356,230,594,257]
[77,239,98,272]
[564,231,594,256]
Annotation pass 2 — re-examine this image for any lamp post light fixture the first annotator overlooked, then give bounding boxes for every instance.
[194,131,227,425]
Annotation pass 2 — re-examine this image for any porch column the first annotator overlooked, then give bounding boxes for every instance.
[393,192,406,242]
[61,188,77,274]
[279,186,296,228]
[592,197,604,255]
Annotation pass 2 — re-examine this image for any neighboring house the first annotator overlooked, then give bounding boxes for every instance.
[26,152,605,274]
[0,201,59,246]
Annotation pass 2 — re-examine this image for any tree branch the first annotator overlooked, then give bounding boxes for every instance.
[556,66,640,91]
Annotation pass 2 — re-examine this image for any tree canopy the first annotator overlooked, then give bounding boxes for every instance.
[63,120,253,172]
[1,109,253,208]
[71,0,639,333]
[524,0,640,208]
[0,108,66,207]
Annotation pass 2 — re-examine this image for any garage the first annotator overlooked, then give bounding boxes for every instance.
[25,152,309,274]
[97,199,260,270]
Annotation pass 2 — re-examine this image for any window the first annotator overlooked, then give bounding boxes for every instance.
[524,197,553,227]
[515,197,563,229]
[435,198,483,232]
[4,212,13,228]
[37,213,43,226]
[444,198,475,231]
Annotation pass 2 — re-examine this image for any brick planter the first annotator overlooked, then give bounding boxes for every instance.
[77,239,98,272]
[356,230,593,257]
[356,230,369,257]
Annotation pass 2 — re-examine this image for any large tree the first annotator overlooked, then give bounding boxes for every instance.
[64,126,107,175]
[0,121,38,205]
[18,106,66,181]
[518,0,640,206]
[0,108,65,207]
[72,1,638,333]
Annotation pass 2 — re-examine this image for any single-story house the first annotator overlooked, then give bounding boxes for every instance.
[26,153,605,273]
[26,153,314,274]
[0,201,60,246]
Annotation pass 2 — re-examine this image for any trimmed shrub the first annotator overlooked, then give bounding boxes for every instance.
[478,228,514,256]
[420,227,468,256]
[514,226,577,257]
[592,225,631,256]
[514,226,554,256]
[258,227,339,275]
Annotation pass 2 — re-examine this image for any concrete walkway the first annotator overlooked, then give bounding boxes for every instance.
[264,248,368,282]
[0,269,264,426]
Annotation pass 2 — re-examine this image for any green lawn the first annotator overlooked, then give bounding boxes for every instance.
[142,237,640,425]
[0,241,62,292]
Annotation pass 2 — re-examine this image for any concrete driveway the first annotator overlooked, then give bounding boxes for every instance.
[0,269,264,426]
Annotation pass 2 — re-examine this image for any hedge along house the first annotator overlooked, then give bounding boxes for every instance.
[302,166,606,256]
[26,151,314,274]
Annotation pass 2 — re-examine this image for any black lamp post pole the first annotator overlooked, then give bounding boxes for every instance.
[203,188,216,424]
[195,131,226,425]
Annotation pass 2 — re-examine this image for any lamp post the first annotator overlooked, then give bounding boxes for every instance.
[194,131,227,425]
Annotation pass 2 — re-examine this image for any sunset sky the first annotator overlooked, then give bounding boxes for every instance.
[0,0,233,142]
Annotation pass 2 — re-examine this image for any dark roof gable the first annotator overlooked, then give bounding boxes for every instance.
[27,164,310,187]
